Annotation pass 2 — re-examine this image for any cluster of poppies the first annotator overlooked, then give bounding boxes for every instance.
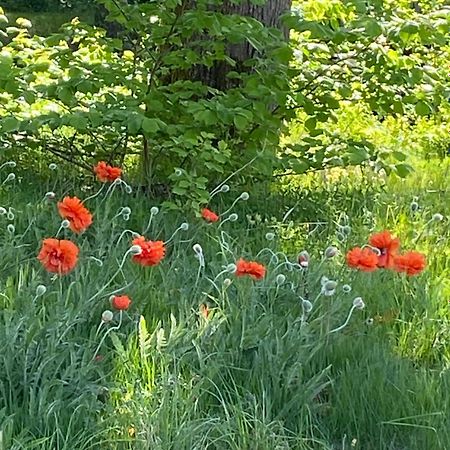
[346,230,426,276]
[35,162,267,310]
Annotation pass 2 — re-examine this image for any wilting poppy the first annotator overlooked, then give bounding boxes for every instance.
[58,196,93,233]
[201,208,219,223]
[346,247,378,272]
[132,236,165,266]
[394,251,426,276]
[235,258,266,280]
[369,230,400,268]
[94,161,122,183]
[37,238,79,274]
[111,295,132,310]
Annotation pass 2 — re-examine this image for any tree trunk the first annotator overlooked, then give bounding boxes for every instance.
[189,0,292,90]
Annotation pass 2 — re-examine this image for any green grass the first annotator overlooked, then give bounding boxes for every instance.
[0,155,449,449]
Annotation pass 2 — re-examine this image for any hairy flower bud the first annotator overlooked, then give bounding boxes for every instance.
[324,280,337,291]
[240,192,249,201]
[49,163,57,170]
[229,213,238,222]
[61,219,70,229]
[180,222,189,231]
[193,244,203,255]
[324,246,338,258]
[432,213,443,222]
[7,224,15,234]
[45,191,56,200]
[101,310,114,323]
[265,232,275,241]
[353,297,365,310]
[297,250,309,268]
[150,206,159,215]
[342,284,352,293]
[122,207,131,215]
[220,184,230,192]
[35,285,47,296]
[223,278,232,287]
[130,245,142,255]
[276,274,286,285]
[302,299,313,313]
[226,263,237,273]
[410,201,419,212]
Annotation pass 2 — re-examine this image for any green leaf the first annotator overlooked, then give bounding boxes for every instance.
[394,163,414,178]
[142,117,160,134]
[1,116,20,132]
[415,101,432,116]
[233,115,249,131]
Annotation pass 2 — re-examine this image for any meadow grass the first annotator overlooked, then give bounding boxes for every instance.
[0,155,449,449]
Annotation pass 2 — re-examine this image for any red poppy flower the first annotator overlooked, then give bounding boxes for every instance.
[369,230,400,268]
[201,208,219,223]
[94,161,122,183]
[394,251,426,276]
[131,236,165,266]
[57,196,93,233]
[111,295,132,310]
[346,247,378,272]
[235,258,266,280]
[37,238,79,274]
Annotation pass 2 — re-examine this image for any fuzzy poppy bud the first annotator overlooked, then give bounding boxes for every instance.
[226,263,237,273]
[125,185,132,194]
[180,222,189,231]
[45,191,56,200]
[342,284,352,293]
[0,207,6,215]
[7,224,15,234]
[297,250,309,267]
[174,168,182,176]
[302,299,313,313]
[7,210,14,221]
[324,246,338,258]
[61,219,70,229]
[35,285,47,296]
[265,232,275,241]
[276,274,286,285]
[101,310,114,323]
[432,213,443,222]
[229,213,238,222]
[130,244,143,255]
[123,213,130,221]
[342,225,351,236]
[410,201,419,212]
[122,207,131,215]
[193,244,203,255]
[223,278,232,287]
[5,173,15,182]
[240,192,249,201]
[49,163,57,170]
[220,184,230,192]
[324,280,337,291]
[150,206,159,215]
[353,297,365,310]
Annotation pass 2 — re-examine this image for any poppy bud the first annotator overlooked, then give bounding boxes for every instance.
[45,191,56,200]
[122,207,131,215]
[324,246,338,258]
[125,185,132,194]
[130,245,143,255]
[365,318,374,326]
[61,219,70,229]
[265,232,275,241]
[342,225,351,236]
[5,173,15,182]
[276,274,286,285]
[226,263,237,273]
[7,224,15,234]
[101,310,114,323]
[220,184,230,192]
[229,213,238,222]
[353,297,365,310]
[123,213,130,221]
[342,284,352,293]
[302,299,313,313]
[193,244,203,255]
[6,161,16,168]
[223,278,232,287]
[320,276,329,286]
[180,222,189,231]
[410,201,419,212]
[432,213,443,222]
[174,168,182,176]
[35,285,47,296]
[150,206,159,215]
[324,280,337,291]
[0,207,6,215]
[49,163,57,170]
[240,192,249,201]
[7,210,14,221]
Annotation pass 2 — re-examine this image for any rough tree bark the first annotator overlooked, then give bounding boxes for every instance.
[188,0,292,90]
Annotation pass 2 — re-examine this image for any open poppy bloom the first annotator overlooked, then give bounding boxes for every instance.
[235,258,266,280]
[346,247,378,272]
[201,208,219,223]
[131,236,165,266]
[369,230,400,268]
[37,238,79,274]
[58,196,93,233]
[94,161,122,182]
[393,251,426,276]
[111,295,131,310]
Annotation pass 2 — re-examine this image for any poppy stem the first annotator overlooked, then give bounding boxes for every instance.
[83,184,106,203]
[329,305,357,334]
[93,311,123,360]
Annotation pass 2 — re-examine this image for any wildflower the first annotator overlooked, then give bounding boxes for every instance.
[369,231,400,268]
[111,295,131,311]
[393,251,426,276]
[346,247,378,272]
[57,196,93,233]
[101,310,114,323]
[199,303,210,319]
[131,236,165,266]
[297,250,310,268]
[94,161,122,182]
[235,258,266,280]
[37,238,79,274]
[202,208,219,223]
